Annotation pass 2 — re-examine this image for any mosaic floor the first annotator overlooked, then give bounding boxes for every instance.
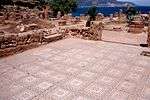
[0,38,150,100]
[102,30,147,46]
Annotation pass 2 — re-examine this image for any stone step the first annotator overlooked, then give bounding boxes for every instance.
[43,33,63,42]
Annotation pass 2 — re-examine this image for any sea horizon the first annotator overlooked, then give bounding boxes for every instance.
[72,6,150,16]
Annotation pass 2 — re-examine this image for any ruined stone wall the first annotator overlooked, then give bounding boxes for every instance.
[0,29,63,57]
[63,22,103,41]
[148,25,150,46]
[0,30,43,49]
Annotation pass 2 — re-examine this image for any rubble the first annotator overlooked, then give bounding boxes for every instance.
[80,14,89,20]
[148,24,150,46]
[0,29,63,57]
[96,13,104,21]
[62,22,103,41]
[58,20,67,26]
[128,16,144,33]
[128,21,144,33]
[0,6,61,57]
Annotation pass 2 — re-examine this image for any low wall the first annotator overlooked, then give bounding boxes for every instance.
[0,30,43,49]
[148,26,150,46]
[0,29,63,57]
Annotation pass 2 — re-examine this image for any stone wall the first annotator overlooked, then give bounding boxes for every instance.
[0,30,43,49]
[0,29,63,57]
[128,21,144,34]
[90,22,103,40]
[148,25,150,46]
[62,22,103,41]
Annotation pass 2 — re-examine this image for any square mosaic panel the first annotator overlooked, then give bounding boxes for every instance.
[50,63,66,73]
[73,54,88,60]
[11,89,37,100]
[141,87,150,100]
[83,57,97,64]
[95,76,118,87]
[125,72,143,83]
[29,81,54,94]
[62,78,89,92]
[117,81,137,94]
[106,90,129,100]
[38,53,54,60]
[47,87,74,100]
[77,70,97,81]
[33,69,56,79]
[61,58,78,65]
[97,60,114,67]
[115,63,130,70]
[83,83,110,99]
[89,63,108,73]
[64,67,81,76]
[3,69,27,81]
[50,55,67,62]
[106,68,125,78]
[50,73,68,83]
[130,66,147,75]
[75,61,90,69]
[136,60,149,68]
[0,66,12,75]
[0,82,25,100]
[19,65,42,74]
[18,76,41,87]
[0,76,12,88]
[106,55,119,61]
[37,60,53,67]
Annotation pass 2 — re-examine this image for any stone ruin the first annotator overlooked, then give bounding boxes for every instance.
[89,22,103,40]
[148,21,150,46]
[0,6,105,57]
[128,16,144,34]
[0,28,63,57]
[80,14,89,21]
[96,13,104,21]
[0,6,63,57]
[62,22,103,41]
[58,14,81,26]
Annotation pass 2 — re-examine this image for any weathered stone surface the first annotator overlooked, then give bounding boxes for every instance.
[58,20,67,26]
[128,21,144,34]
[0,38,150,100]
[96,13,104,21]
[61,22,103,41]
[0,28,63,57]
[147,25,150,46]
[89,22,103,40]
[80,15,89,20]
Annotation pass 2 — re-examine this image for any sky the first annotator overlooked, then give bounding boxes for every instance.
[118,0,150,6]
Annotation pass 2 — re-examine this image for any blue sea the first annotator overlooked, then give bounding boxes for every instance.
[72,6,150,16]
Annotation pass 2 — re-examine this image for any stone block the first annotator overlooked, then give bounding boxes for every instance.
[147,26,150,46]
[128,27,143,33]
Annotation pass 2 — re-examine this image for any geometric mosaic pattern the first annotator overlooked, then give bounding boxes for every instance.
[0,38,150,100]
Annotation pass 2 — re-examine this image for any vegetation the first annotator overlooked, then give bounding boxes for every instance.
[86,6,97,27]
[88,6,97,21]
[126,6,137,23]
[37,0,77,16]
[50,0,77,16]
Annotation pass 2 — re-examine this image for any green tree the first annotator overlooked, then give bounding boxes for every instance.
[50,0,77,16]
[88,6,97,21]
[126,6,137,23]
[86,6,97,27]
